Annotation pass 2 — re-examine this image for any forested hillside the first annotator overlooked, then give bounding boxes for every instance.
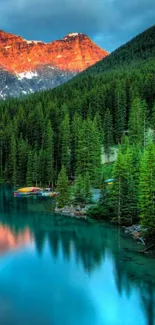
[0,25,155,188]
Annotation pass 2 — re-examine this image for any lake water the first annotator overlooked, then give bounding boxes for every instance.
[0,185,155,325]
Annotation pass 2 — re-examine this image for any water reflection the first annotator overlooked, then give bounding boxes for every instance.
[0,185,155,325]
[0,225,31,255]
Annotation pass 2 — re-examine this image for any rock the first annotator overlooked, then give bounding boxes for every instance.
[132,231,141,239]
[54,204,87,219]
[123,224,145,245]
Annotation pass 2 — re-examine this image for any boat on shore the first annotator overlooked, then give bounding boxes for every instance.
[13,187,57,198]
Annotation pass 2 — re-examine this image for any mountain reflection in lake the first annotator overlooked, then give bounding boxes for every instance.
[0,185,155,325]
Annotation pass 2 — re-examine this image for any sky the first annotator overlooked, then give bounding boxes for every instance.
[0,0,155,52]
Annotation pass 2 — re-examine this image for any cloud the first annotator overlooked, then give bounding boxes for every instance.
[0,0,154,51]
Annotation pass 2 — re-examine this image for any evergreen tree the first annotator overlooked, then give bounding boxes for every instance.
[112,140,140,223]
[83,172,92,203]
[71,113,82,175]
[103,109,113,161]
[8,133,17,185]
[56,166,70,208]
[73,172,92,204]
[38,148,46,186]
[26,151,33,186]
[17,136,28,185]
[139,142,155,235]
[114,81,126,144]
[60,113,70,173]
[32,151,39,186]
[44,121,54,186]
[73,174,85,204]
[112,149,126,223]
[76,118,101,185]
[128,98,148,147]
[92,117,102,185]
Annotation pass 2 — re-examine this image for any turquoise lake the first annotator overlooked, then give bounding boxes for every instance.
[0,185,155,325]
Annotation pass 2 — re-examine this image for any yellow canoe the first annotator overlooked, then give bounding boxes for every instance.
[17,187,41,193]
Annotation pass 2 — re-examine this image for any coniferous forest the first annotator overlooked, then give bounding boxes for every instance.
[0,25,155,235]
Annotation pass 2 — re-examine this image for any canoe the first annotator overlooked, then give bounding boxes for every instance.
[17,187,41,193]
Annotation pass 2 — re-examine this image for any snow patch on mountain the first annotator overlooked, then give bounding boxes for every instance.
[17,71,38,79]
[68,33,79,37]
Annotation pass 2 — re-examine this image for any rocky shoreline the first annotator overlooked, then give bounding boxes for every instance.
[122,224,146,245]
[55,205,148,246]
[55,205,88,219]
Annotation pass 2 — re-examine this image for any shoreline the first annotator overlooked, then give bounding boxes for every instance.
[55,204,155,256]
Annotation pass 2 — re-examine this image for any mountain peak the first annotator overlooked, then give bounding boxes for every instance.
[0,29,109,98]
[0,29,108,74]
[63,32,84,38]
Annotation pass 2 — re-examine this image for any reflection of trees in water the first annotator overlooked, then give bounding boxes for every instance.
[140,282,155,325]
[48,232,59,258]
[34,230,46,255]
[1,185,155,325]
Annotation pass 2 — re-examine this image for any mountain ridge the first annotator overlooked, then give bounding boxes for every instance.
[0,29,108,73]
[0,29,108,99]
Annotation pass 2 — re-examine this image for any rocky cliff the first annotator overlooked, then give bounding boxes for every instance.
[0,30,108,99]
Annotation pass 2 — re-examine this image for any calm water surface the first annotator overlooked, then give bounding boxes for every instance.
[0,185,155,325]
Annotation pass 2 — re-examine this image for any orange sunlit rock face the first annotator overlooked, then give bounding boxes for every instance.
[0,225,32,255]
[0,30,109,74]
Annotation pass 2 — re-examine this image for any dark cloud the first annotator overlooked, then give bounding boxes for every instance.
[0,0,155,52]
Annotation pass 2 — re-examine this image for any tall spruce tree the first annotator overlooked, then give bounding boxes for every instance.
[44,121,54,186]
[32,151,39,186]
[60,113,70,173]
[103,109,113,161]
[128,98,148,147]
[83,172,92,203]
[76,118,101,185]
[73,174,85,204]
[56,166,70,208]
[26,150,33,186]
[71,113,82,176]
[17,136,28,185]
[9,133,17,185]
[114,81,126,144]
[139,142,155,235]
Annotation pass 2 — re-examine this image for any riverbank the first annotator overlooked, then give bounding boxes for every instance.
[55,205,88,219]
[122,224,146,245]
[55,204,155,255]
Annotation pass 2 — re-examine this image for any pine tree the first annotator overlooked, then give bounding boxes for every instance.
[17,136,28,185]
[44,121,54,186]
[60,113,70,173]
[9,133,17,185]
[128,98,148,147]
[26,150,33,186]
[83,172,92,203]
[73,174,85,204]
[139,142,155,235]
[71,113,82,176]
[103,109,113,161]
[76,118,102,185]
[92,117,102,185]
[112,149,126,223]
[56,166,70,208]
[112,140,140,224]
[38,148,46,186]
[32,151,39,186]
[114,81,127,143]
